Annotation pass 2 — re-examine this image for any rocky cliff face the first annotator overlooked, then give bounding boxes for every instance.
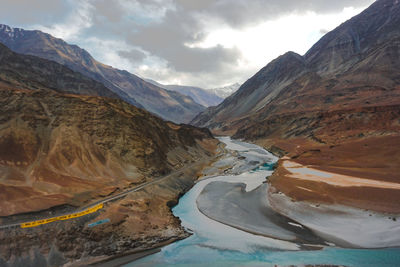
[0,24,205,123]
[192,0,400,212]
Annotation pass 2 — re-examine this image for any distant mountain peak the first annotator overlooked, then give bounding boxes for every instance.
[145,79,223,107]
[209,83,241,98]
[0,24,24,39]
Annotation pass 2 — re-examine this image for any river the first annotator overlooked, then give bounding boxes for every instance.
[125,137,400,267]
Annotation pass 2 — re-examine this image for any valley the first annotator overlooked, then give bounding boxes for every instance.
[0,0,399,266]
[192,0,400,216]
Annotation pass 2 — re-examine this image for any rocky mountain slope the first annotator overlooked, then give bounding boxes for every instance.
[0,87,216,216]
[192,0,400,130]
[146,79,223,107]
[192,0,400,212]
[0,24,205,123]
[0,46,217,217]
[0,43,118,98]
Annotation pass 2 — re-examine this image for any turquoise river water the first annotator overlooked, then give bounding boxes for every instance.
[126,137,400,267]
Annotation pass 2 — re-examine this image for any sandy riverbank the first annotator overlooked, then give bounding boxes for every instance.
[196,165,400,249]
[265,158,400,248]
[268,186,400,248]
[282,160,400,190]
[197,181,324,246]
[196,140,400,249]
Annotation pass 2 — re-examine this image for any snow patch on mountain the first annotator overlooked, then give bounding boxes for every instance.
[209,83,241,98]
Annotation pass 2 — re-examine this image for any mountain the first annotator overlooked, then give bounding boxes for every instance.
[0,43,118,98]
[0,88,216,217]
[0,45,217,217]
[193,0,400,133]
[209,83,241,98]
[0,41,219,265]
[146,79,223,107]
[0,24,205,123]
[192,0,400,212]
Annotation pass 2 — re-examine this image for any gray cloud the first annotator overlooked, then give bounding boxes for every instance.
[83,0,373,83]
[319,28,329,35]
[0,0,375,88]
[124,9,242,73]
[91,0,125,23]
[0,0,71,25]
[175,0,374,27]
[161,45,241,73]
[118,48,147,63]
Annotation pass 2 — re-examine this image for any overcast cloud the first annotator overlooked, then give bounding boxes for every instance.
[0,0,375,88]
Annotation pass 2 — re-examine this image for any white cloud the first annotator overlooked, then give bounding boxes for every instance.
[85,5,370,88]
[186,6,366,84]
[34,0,93,41]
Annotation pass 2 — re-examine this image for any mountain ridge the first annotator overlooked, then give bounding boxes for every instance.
[192,0,400,130]
[0,43,119,99]
[0,24,205,123]
[145,78,223,107]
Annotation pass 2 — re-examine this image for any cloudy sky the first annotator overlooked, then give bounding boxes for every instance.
[1,0,375,88]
